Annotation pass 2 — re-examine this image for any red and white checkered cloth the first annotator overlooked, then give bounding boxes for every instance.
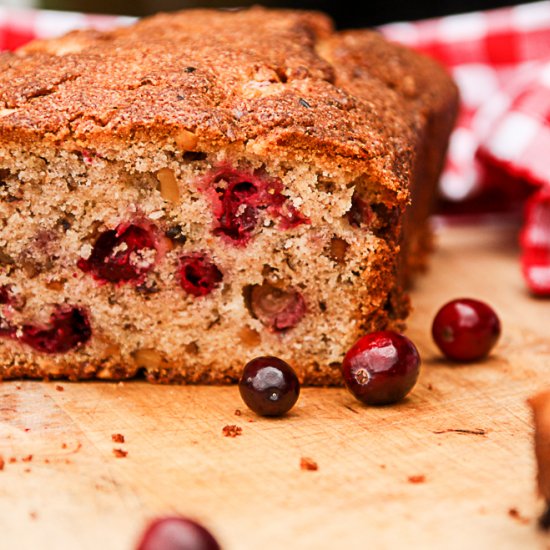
[1,4,550,293]
[381,1,550,294]
[0,7,131,50]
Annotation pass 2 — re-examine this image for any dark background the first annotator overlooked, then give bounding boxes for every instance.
[42,0,524,27]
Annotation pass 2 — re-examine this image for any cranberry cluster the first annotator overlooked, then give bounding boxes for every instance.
[206,169,309,246]
[0,168,311,355]
[237,298,501,414]
[132,300,501,548]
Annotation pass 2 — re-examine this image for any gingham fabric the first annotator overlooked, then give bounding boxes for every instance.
[381,1,550,294]
[0,7,131,50]
[1,4,550,293]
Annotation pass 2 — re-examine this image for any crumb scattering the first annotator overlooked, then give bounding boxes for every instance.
[408,475,426,484]
[222,425,242,437]
[234,409,242,416]
[300,457,318,471]
[508,507,530,525]
[55,385,64,392]
[113,448,128,458]
[0,456,4,471]
[22,454,33,463]
[111,433,125,443]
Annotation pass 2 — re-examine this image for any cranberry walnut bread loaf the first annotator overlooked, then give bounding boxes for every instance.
[0,8,458,385]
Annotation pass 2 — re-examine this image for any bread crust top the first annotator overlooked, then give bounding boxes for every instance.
[0,7,457,200]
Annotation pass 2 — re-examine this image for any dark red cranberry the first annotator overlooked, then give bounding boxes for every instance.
[249,283,306,331]
[206,170,308,245]
[432,298,501,362]
[239,356,300,416]
[0,284,13,305]
[19,306,91,354]
[136,516,220,550]
[341,331,421,406]
[178,255,223,297]
[214,181,259,243]
[78,223,157,284]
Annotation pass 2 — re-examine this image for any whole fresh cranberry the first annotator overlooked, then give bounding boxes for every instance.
[78,223,158,284]
[432,298,501,362]
[341,331,420,406]
[178,255,223,297]
[239,356,300,416]
[136,516,220,550]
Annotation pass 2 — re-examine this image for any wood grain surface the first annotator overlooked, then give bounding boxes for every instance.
[1,223,550,550]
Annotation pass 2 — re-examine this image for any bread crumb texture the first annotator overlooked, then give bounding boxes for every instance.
[0,8,458,385]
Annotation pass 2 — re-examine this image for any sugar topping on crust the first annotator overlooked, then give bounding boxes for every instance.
[0,7,422,200]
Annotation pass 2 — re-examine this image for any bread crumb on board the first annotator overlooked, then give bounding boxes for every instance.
[222,425,242,438]
[407,475,426,484]
[113,448,128,458]
[300,457,318,471]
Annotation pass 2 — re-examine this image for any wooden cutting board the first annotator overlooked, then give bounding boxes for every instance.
[1,223,550,550]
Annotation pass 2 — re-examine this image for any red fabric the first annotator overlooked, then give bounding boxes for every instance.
[0,8,130,46]
[382,1,550,295]
[1,5,550,294]
[520,190,550,293]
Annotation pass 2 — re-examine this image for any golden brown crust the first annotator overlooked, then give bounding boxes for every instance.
[0,7,419,201]
[319,30,459,283]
